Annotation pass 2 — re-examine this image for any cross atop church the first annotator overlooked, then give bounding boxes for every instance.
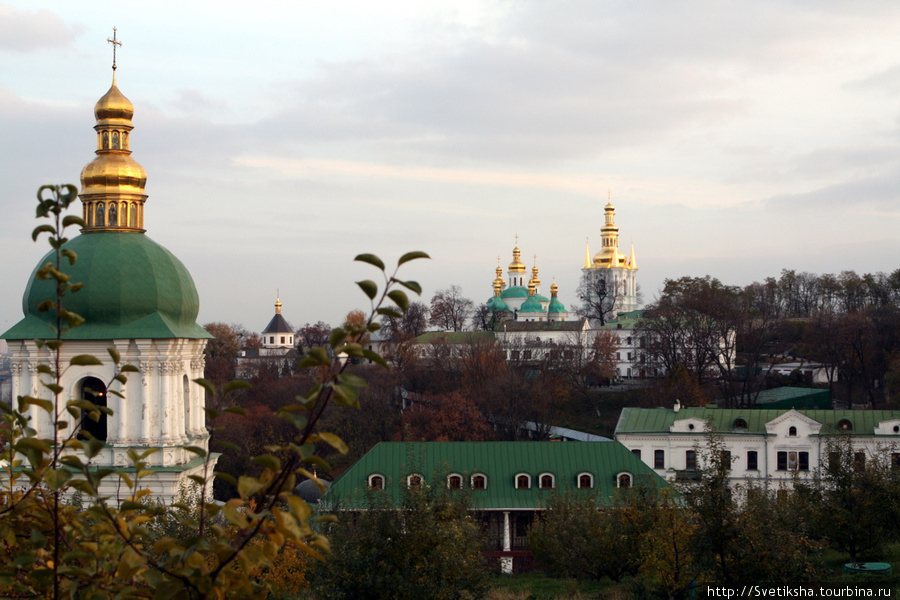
[107,27,122,70]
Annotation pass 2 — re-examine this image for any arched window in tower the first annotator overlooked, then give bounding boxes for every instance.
[108,203,117,226]
[96,204,105,227]
[102,132,109,149]
[183,375,191,438]
[112,131,120,149]
[79,377,108,442]
[130,203,137,227]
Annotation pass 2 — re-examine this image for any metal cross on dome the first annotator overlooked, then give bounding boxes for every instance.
[107,27,122,70]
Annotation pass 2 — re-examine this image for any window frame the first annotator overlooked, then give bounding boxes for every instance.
[367,474,385,490]
[515,473,532,490]
[538,472,555,490]
[616,472,633,488]
[471,473,487,490]
[654,449,665,470]
[407,473,424,488]
[447,473,463,490]
[577,472,594,489]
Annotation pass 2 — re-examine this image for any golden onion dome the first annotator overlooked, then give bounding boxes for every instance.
[530,264,541,288]
[509,245,526,273]
[550,282,559,297]
[94,76,134,122]
[493,264,505,292]
[79,68,149,232]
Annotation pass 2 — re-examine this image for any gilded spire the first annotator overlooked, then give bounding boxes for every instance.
[80,29,148,233]
[492,261,505,297]
[583,238,592,268]
[629,241,637,270]
[508,235,526,273]
[529,258,541,292]
[275,295,283,315]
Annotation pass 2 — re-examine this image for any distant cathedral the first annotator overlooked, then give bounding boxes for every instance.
[581,201,639,319]
[2,41,215,503]
[487,200,638,325]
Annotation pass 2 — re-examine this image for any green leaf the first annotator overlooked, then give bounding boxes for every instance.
[398,251,430,265]
[252,454,281,472]
[337,342,364,357]
[184,446,207,458]
[223,380,252,393]
[193,378,215,397]
[61,248,78,265]
[107,347,121,364]
[387,289,409,312]
[356,279,378,300]
[329,327,348,349]
[362,350,389,369]
[21,397,53,414]
[31,224,55,241]
[121,364,140,373]
[354,253,385,270]
[396,279,424,295]
[376,307,403,319]
[70,354,103,366]
[333,383,360,408]
[317,432,348,454]
[62,215,86,228]
[224,406,247,417]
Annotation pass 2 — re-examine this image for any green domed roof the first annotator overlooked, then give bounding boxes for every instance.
[534,293,549,303]
[548,298,567,313]
[520,296,546,313]
[500,286,528,299]
[487,296,511,313]
[3,232,211,340]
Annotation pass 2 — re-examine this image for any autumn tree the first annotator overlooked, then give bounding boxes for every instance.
[308,480,488,600]
[794,438,900,563]
[429,285,473,332]
[296,320,332,351]
[0,184,430,599]
[380,300,429,340]
[401,391,491,442]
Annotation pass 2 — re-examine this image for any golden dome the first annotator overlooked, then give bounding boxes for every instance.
[492,264,505,295]
[79,69,148,233]
[508,244,526,273]
[530,264,541,288]
[550,282,559,297]
[94,75,134,122]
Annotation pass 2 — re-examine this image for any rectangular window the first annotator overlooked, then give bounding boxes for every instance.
[747,451,758,471]
[523,350,532,360]
[510,350,520,360]
[720,450,732,469]
[631,449,641,460]
[654,449,665,469]
[685,450,697,471]
[777,451,787,471]
[777,451,809,471]
[280,336,285,344]
[892,453,900,471]
[854,452,866,472]
[799,452,809,471]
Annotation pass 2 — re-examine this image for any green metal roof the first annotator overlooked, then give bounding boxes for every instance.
[548,298,567,313]
[616,407,900,437]
[751,387,830,409]
[519,296,546,312]
[3,232,210,340]
[324,441,669,510]
[500,286,528,299]
[487,296,511,313]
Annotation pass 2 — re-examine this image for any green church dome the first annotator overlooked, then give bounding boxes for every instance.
[520,296,546,313]
[500,286,529,299]
[4,232,210,340]
[487,296,511,313]
[548,298,567,313]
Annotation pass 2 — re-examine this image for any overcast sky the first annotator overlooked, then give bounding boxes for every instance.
[2,1,899,336]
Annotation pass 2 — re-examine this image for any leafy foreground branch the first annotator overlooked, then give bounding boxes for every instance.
[0,183,429,598]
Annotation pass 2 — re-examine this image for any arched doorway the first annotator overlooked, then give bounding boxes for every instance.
[79,377,107,441]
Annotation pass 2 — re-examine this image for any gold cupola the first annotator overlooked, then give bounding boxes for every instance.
[508,242,526,274]
[79,36,148,234]
[492,262,505,297]
[529,261,541,292]
[592,200,626,268]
